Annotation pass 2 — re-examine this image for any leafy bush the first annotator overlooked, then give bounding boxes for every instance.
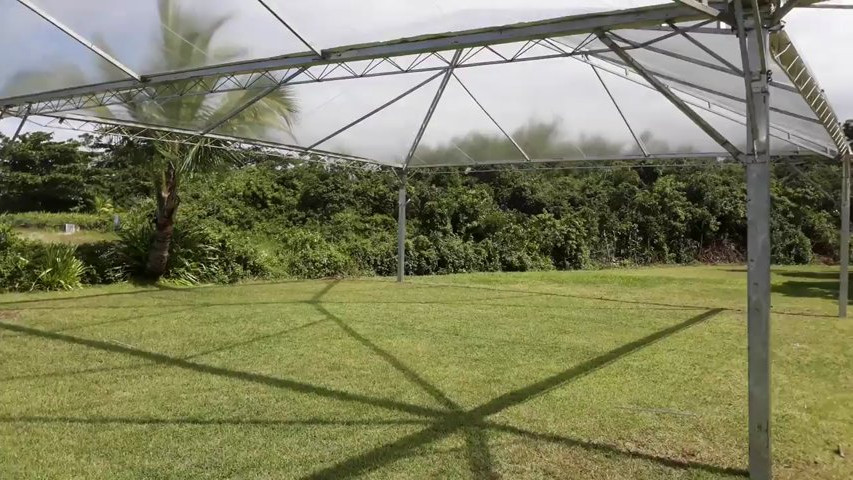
[111,209,282,284]
[169,222,280,284]
[4,135,845,289]
[29,244,86,291]
[772,222,813,265]
[75,241,123,284]
[280,229,355,279]
[0,226,31,291]
[0,226,85,291]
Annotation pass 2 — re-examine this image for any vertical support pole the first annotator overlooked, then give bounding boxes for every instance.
[840,152,850,318]
[397,169,407,283]
[739,4,772,478]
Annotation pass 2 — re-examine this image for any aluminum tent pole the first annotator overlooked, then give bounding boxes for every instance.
[590,65,649,157]
[9,109,30,144]
[397,170,407,283]
[403,49,464,169]
[735,1,772,478]
[16,0,141,81]
[840,152,851,318]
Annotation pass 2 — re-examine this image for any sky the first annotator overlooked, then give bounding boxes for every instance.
[1,0,850,164]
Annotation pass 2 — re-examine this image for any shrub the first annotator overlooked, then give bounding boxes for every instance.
[406,235,439,276]
[0,226,86,291]
[772,223,813,265]
[0,226,30,291]
[169,222,280,284]
[75,241,123,284]
[29,244,86,291]
[341,236,397,276]
[530,213,590,270]
[110,209,282,284]
[280,229,355,279]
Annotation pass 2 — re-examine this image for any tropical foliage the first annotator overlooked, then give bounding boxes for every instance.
[1,122,846,292]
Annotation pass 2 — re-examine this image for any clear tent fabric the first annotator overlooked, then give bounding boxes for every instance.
[0,0,848,168]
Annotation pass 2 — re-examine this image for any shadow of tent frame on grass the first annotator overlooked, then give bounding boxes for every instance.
[0,280,744,479]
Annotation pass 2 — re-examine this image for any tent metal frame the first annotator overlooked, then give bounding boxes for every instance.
[2,2,851,479]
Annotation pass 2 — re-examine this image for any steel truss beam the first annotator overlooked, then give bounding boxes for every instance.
[24,49,831,166]
[0,2,732,109]
[29,113,393,168]
[597,32,744,160]
[1,27,826,148]
[1,2,838,165]
[21,36,832,165]
[6,31,829,154]
[29,113,816,168]
[1,40,638,116]
[672,0,735,23]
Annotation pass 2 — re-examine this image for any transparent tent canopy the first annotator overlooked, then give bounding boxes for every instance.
[1,0,849,168]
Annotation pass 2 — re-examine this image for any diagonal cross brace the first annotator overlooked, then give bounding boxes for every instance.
[451,73,531,162]
[672,0,736,24]
[307,70,446,151]
[596,31,744,160]
[16,0,141,81]
[403,50,464,169]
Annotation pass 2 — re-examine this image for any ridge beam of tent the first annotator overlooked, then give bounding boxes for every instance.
[672,0,736,23]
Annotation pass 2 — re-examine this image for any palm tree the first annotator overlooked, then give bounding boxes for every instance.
[4,0,297,278]
[3,0,298,278]
[111,0,298,278]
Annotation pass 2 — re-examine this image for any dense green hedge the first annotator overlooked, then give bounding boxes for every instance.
[1,130,847,291]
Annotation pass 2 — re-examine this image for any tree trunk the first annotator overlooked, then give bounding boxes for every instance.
[146,163,180,279]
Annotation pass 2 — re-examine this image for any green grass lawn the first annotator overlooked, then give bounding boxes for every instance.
[0,266,850,479]
[13,228,118,245]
